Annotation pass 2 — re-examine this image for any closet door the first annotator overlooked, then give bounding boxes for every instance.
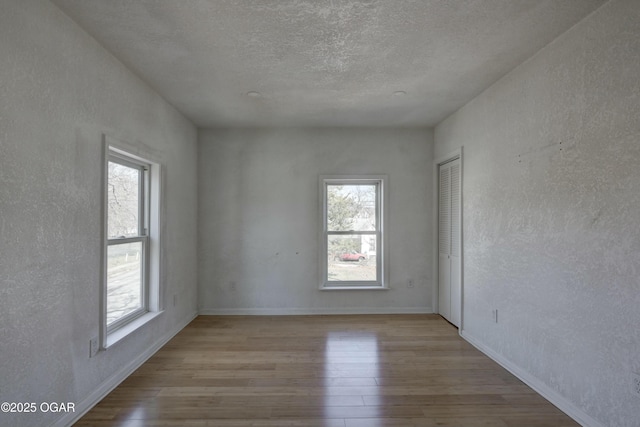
[438,158,461,327]
[438,164,452,322]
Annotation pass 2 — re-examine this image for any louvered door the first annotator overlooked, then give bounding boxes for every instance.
[438,158,461,327]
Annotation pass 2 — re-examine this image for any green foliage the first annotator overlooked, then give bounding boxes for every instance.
[327,187,356,231]
[329,237,360,255]
[327,185,375,231]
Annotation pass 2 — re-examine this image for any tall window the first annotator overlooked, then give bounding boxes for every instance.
[321,176,387,289]
[106,152,150,331]
[103,139,161,346]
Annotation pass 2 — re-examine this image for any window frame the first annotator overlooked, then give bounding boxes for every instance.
[105,153,150,332]
[320,175,388,290]
[102,136,163,349]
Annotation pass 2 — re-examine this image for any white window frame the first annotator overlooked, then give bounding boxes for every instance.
[102,136,163,349]
[106,153,150,331]
[320,175,388,290]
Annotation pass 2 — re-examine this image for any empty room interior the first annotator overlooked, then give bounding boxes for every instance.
[1,0,639,426]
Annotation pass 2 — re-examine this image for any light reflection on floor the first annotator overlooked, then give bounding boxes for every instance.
[323,331,381,425]
[117,407,147,427]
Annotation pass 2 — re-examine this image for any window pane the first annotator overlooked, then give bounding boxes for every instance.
[328,235,377,282]
[108,161,140,238]
[107,242,143,326]
[327,185,376,232]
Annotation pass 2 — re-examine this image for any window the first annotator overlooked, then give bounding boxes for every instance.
[103,138,161,346]
[320,176,387,289]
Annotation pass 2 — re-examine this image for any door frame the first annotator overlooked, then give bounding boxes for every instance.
[433,147,464,331]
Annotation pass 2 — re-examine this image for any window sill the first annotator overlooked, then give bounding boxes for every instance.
[105,311,163,349]
[320,285,389,291]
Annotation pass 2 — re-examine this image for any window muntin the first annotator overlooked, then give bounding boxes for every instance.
[106,154,149,331]
[322,177,385,288]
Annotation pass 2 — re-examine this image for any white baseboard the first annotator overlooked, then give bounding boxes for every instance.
[199,307,433,315]
[460,330,605,427]
[53,311,198,427]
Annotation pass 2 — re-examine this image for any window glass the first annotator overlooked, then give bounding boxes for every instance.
[327,184,376,232]
[106,241,143,326]
[107,162,140,238]
[328,235,377,282]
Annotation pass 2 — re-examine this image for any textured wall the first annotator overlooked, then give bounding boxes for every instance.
[434,0,640,425]
[198,128,433,314]
[0,1,198,426]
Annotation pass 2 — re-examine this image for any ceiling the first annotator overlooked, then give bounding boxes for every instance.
[52,0,606,128]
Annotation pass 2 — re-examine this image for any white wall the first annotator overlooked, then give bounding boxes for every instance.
[198,128,433,314]
[0,1,198,426]
[434,0,640,425]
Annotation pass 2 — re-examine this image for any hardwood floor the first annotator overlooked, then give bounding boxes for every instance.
[74,315,578,427]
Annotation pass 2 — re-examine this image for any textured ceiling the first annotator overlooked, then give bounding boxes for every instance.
[52,0,606,128]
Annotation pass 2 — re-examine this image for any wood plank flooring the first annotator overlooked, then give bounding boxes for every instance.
[74,315,578,427]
